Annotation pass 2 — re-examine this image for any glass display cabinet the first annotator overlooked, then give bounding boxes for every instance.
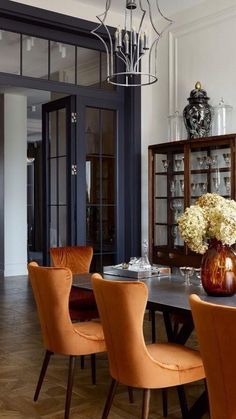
[148,134,236,267]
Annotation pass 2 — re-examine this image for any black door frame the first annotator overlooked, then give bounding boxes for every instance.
[0,0,141,263]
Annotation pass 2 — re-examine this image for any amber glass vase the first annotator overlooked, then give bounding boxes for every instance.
[201,239,236,296]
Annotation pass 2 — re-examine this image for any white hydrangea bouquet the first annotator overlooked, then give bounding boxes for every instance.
[177,193,236,254]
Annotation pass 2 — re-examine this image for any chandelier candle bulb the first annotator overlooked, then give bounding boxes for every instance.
[132,27,137,45]
[143,31,149,50]
[124,32,129,55]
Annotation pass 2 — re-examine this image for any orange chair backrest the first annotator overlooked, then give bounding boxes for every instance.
[92,273,158,386]
[50,246,93,274]
[28,262,77,355]
[190,294,236,419]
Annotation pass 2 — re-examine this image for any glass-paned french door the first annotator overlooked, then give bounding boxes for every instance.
[43,95,123,270]
[42,95,76,264]
[85,107,117,272]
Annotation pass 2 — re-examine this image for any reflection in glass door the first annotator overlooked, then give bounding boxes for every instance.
[85,107,116,272]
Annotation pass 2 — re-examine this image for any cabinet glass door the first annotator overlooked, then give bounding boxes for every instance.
[153,150,184,250]
[190,145,232,204]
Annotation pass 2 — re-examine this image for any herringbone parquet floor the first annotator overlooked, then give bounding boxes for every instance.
[0,275,209,419]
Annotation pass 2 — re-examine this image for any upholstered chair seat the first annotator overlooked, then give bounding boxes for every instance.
[28,262,106,419]
[92,274,205,419]
[190,294,236,419]
[50,246,99,321]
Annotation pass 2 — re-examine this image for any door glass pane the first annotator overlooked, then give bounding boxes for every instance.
[50,158,57,205]
[47,101,69,257]
[50,41,75,84]
[86,108,99,154]
[102,158,114,204]
[102,206,115,251]
[0,30,20,75]
[58,108,66,156]
[102,109,115,155]
[85,106,116,270]
[59,157,66,204]
[77,47,100,87]
[50,111,57,158]
[86,157,100,205]
[50,206,58,247]
[86,205,100,251]
[59,206,67,246]
[22,35,48,78]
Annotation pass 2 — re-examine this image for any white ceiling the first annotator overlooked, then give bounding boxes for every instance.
[76,0,207,16]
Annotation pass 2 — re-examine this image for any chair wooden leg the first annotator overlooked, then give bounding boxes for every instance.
[177,385,188,419]
[102,378,118,419]
[141,389,151,419]
[34,350,53,401]
[128,386,134,403]
[162,388,168,417]
[91,353,96,385]
[65,356,77,419]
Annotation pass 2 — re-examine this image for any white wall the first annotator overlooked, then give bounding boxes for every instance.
[4,94,27,276]
[13,0,236,249]
[141,0,236,243]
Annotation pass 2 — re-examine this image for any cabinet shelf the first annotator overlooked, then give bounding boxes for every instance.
[149,133,236,268]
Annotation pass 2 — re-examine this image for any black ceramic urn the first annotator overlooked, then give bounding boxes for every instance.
[183,81,212,139]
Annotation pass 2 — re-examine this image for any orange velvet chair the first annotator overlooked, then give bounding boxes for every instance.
[28,262,106,419]
[92,274,205,419]
[50,246,99,321]
[190,294,236,419]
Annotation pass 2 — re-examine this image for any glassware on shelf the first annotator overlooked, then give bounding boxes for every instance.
[179,266,194,286]
[170,199,183,221]
[205,156,212,168]
[174,157,183,171]
[224,176,231,193]
[223,153,230,166]
[168,111,185,141]
[211,155,218,167]
[198,182,207,194]
[191,182,197,195]
[179,179,184,194]
[171,225,178,247]
[162,159,170,171]
[170,179,177,196]
[197,156,205,169]
[212,177,220,192]
[212,98,233,136]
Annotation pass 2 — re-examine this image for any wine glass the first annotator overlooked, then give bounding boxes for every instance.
[205,156,212,168]
[212,177,220,192]
[191,182,197,196]
[223,153,230,166]
[224,176,231,193]
[211,155,218,168]
[174,158,183,171]
[170,179,177,196]
[179,179,184,195]
[179,266,194,285]
[199,182,207,194]
[193,268,203,287]
[162,159,169,171]
[197,156,204,169]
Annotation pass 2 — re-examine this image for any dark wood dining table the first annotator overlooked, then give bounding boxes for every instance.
[73,271,236,419]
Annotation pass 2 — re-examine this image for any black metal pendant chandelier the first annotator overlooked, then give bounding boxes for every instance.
[91,0,173,87]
